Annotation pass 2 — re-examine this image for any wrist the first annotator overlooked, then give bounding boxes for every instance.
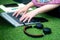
[34,8,40,14]
[25,2,34,8]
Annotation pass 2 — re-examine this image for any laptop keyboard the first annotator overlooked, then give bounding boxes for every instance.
[7,12,24,24]
[6,12,37,24]
[6,12,48,24]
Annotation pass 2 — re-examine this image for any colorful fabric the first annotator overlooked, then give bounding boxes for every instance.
[32,0,60,7]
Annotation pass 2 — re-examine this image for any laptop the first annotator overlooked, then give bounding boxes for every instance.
[0,12,48,27]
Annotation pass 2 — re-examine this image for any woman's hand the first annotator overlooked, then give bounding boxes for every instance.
[20,10,39,23]
[20,4,59,23]
[12,2,34,17]
[12,7,28,17]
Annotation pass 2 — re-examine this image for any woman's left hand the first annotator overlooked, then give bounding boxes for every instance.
[20,10,38,23]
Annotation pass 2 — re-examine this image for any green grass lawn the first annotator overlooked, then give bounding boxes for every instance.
[0,0,60,40]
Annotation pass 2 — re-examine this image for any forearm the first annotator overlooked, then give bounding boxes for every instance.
[34,4,60,14]
[24,2,34,9]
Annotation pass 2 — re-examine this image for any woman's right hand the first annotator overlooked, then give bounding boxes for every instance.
[13,2,34,17]
[12,7,28,17]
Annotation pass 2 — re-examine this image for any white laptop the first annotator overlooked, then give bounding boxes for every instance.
[0,12,40,27]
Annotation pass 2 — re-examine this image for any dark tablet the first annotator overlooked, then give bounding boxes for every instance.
[4,4,18,7]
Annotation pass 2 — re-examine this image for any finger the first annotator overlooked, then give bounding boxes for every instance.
[15,10,23,17]
[28,17,32,23]
[20,15,26,22]
[15,13,20,17]
[12,11,18,16]
[23,17,29,22]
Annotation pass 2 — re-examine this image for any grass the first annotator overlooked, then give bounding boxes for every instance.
[0,0,60,40]
[0,0,16,5]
